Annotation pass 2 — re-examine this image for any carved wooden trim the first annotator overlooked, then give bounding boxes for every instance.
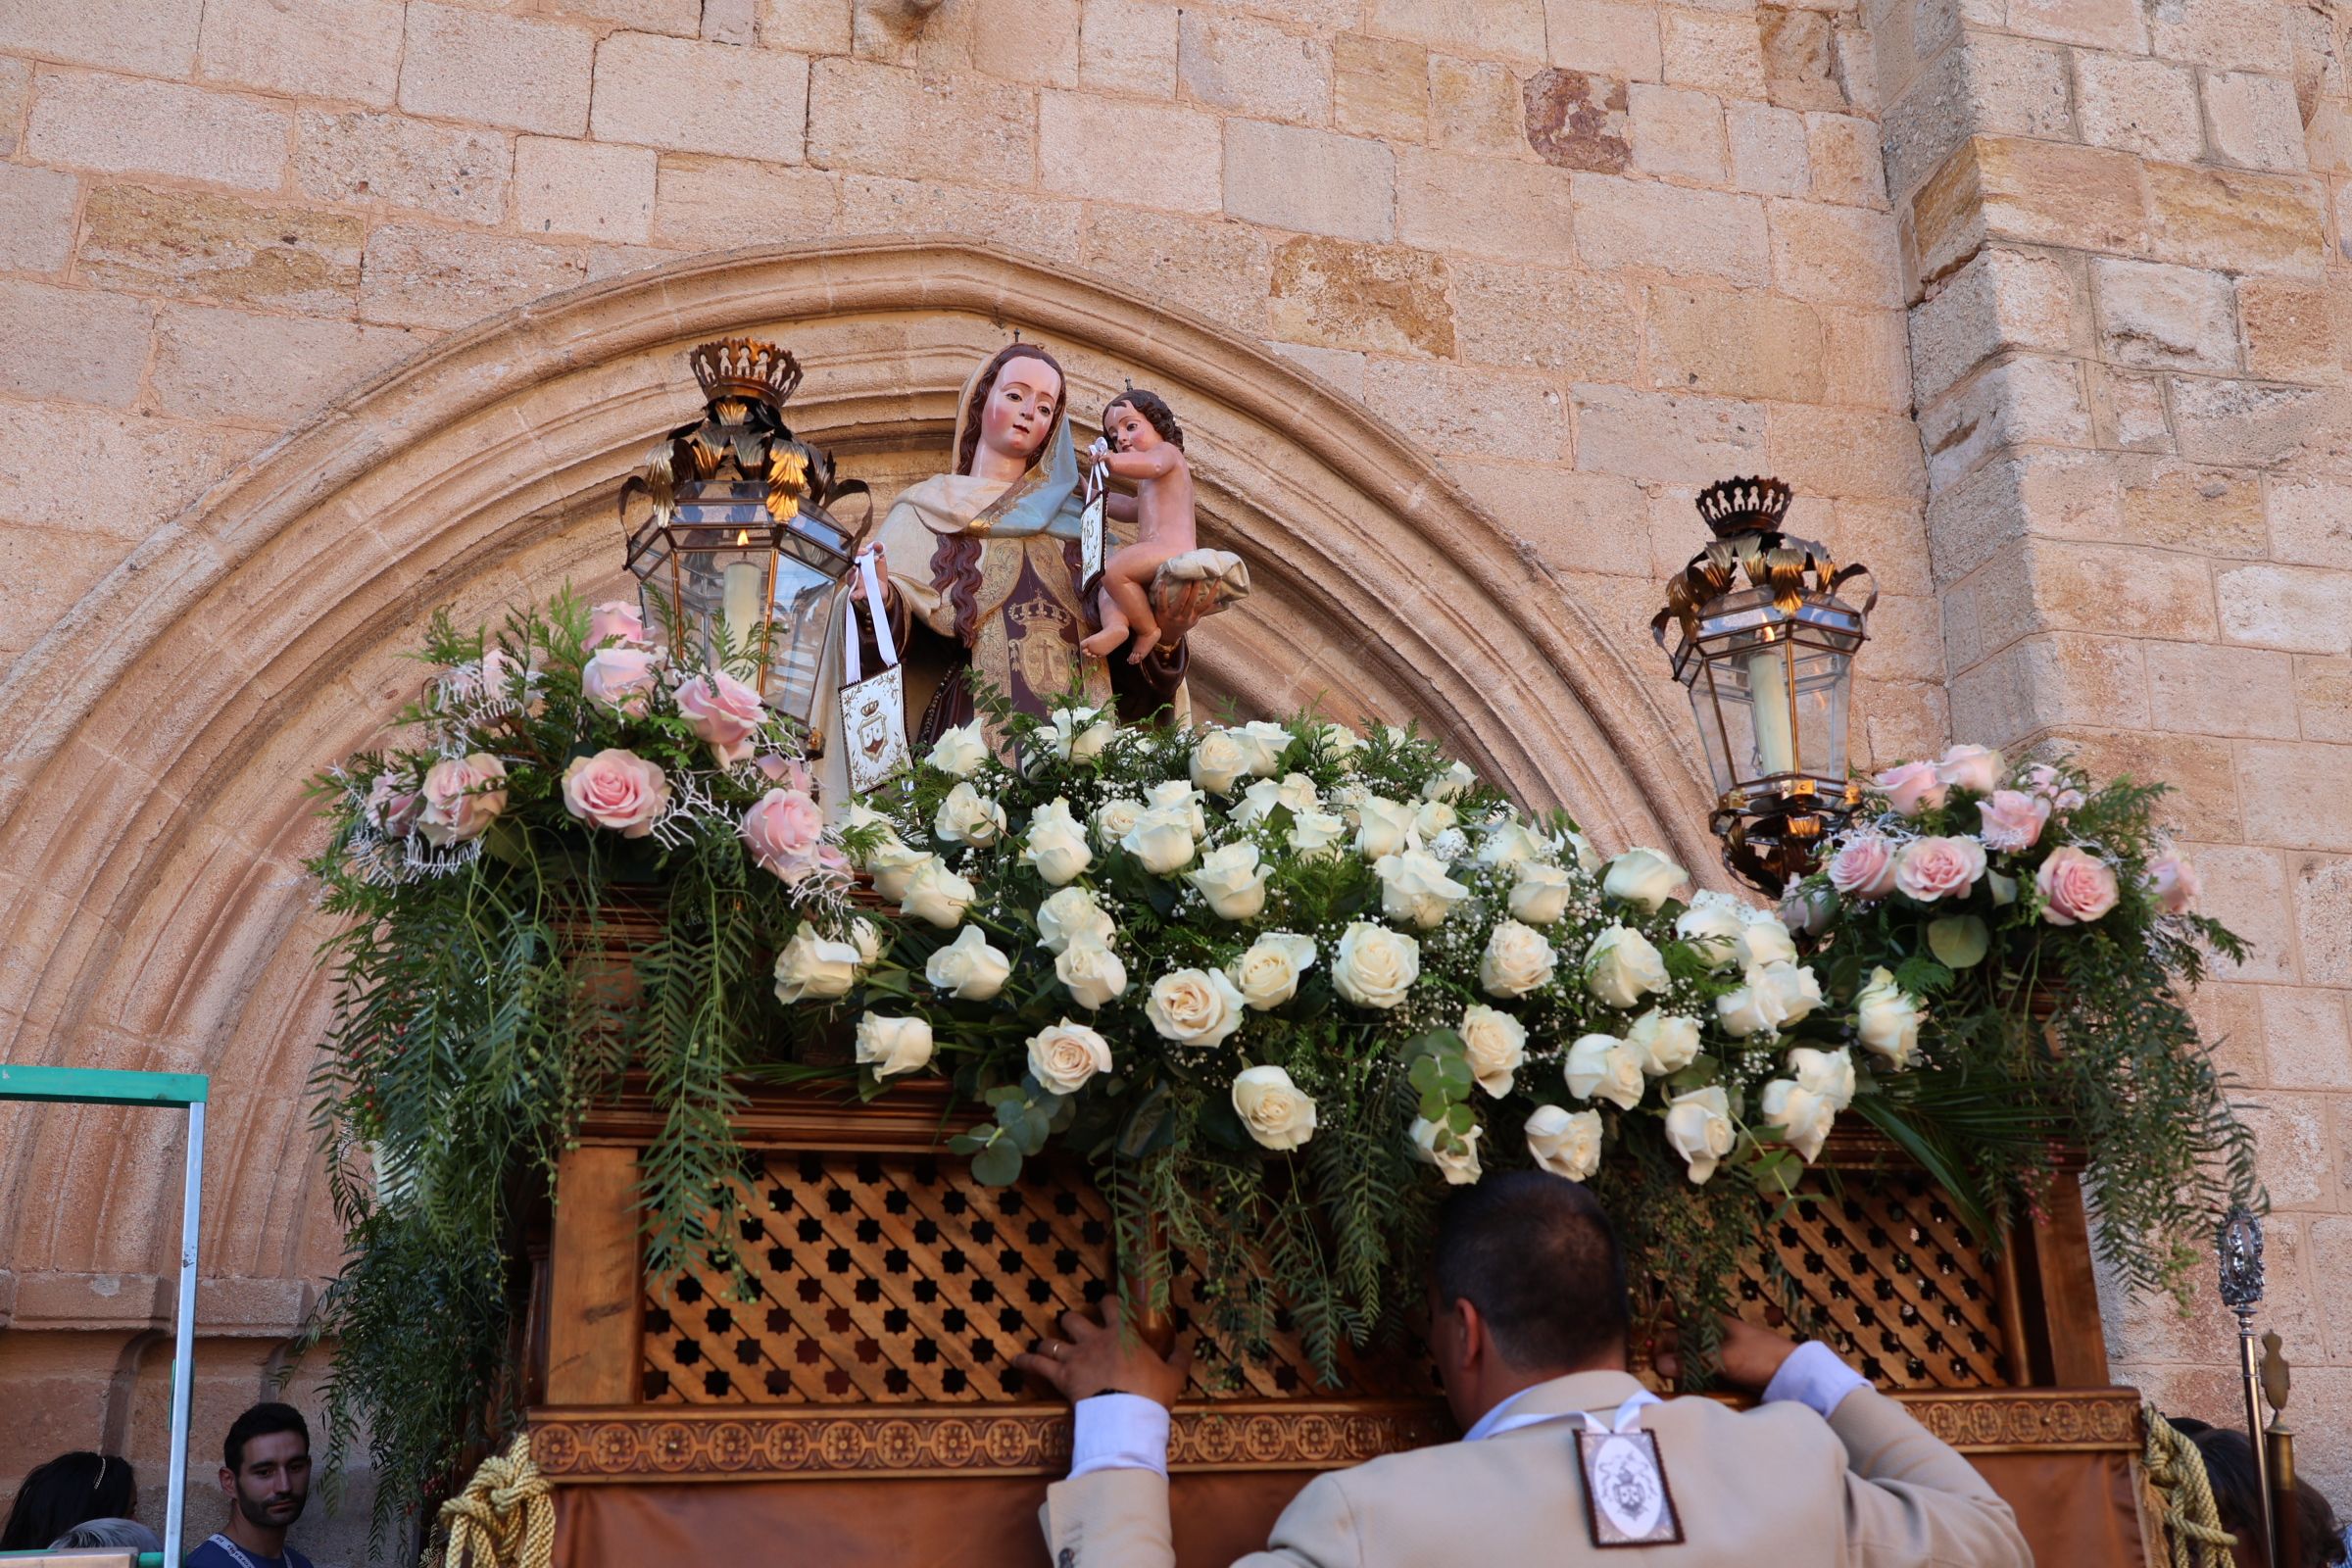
[1893,1389,2143,1453]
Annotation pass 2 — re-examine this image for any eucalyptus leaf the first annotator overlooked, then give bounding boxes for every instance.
[970,1140,1023,1187]
[1929,915,1990,970]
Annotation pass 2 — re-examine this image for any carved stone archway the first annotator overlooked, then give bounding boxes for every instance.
[0,238,1713,1318]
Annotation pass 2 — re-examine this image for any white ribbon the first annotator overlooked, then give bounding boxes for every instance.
[1479,1390,1660,1443]
[839,549,898,685]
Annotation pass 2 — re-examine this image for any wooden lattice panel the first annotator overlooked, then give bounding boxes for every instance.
[1739,1175,2007,1388]
[642,1151,1435,1406]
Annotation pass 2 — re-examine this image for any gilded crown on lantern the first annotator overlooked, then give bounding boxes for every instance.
[690,338,804,409]
[1694,475,1792,538]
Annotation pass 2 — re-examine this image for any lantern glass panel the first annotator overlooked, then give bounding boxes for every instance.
[764,556,842,725]
[1684,612,1855,798]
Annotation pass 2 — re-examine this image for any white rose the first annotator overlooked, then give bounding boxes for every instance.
[1760,1079,1836,1161]
[1036,885,1116,954]
[1410,1115,1484,1185]
[1376,849,1471,929]
[1479,919,1557,999]
[1317,722,1363,760]
[849,917,885,967]
[1287,808,1350,858]
[1525,1104,1604,1181]
[1232,719,1294,777]
[855,1013,934,1079]
[1049,705,1113,761]
[1754,960,1824,1026]
[1787,1046,1856,1111]
[1227,932,1316,1009]
[1094,797,1145,844]
[1231,1064,1317,1152]
[1422,760,1476,802]
[1380,724,1413,747]
[840,803,905,858]
[1735,911,1799,970]
[1478,820,1548,871]
[1332,920,1419,1009]
[1054,940,1129,1009]
[1022,798,1095,887]
[1121,806,1198,875]
[1602,846,1689,912]
[1508,861,1577,925]
[1561,830,1602,874]
[1716,973,1790,1039]
[1564,1033,1645,1110]
[1854,966,1924,1070]
[774,926,861,1004]
[934,780,1007,847]
[1353,797,1421,859]
[925,924,1011,1001]
[1664,1085,1736,1184]
[1674,894,1748,972]
[1146,966,1247,1050]
[1329,782,1369,822]
[1146,779,1208,834]
[867,842,934,904]
[1627,1009,1702,1076]
[1458,1004,1528,1098]
[927,718,989,778]
[1413,799,1458,841]
[900,859,976,928]
[1190,729,1254,796]
[1584,924,1668,1009]
[1027,1018,1113,1094]
[1187,842,1271,921]
[1233,772,1321,829]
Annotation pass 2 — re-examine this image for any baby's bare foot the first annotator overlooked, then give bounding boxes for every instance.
[1080,624,1129,659]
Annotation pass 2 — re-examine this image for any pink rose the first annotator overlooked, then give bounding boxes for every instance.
[1826,835,1900,900]
[1875,760,1948,818]
[2022,762,2086,811]
[582,647,662,717]
[1934,744,2004,796]
[366,772,424,838]
[677,667,766,767]
[1780,877,1833,936]
[755,754,810,790]
[589,600,648,647]
[1894,835,1986,902]
[1976,790,2050,853]
[562,748,670,837]
[742,788,827,883]
[2148,854,2200,915]
[2037,845,2120,925]
[417,752,508,847]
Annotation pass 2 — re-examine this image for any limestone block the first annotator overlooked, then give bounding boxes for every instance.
[659,156,840,247]
[1757,7,1845,112]
[2093,257,2239,373]
[1573,174,1766,283]
[1079,208,1273,333]
[2003,0,2145,52]
[0,57,25,159]
[702,0,760,46]
[2307,101,2352,179]
[2295,855,2352,986]
[1170,119,1371,244]
[294,112,512,225]
[150,305,422,424]
[1917,355,2091,491]
[2297,657,2352,742]
[1664,12,1767,101]
[1770,199,1901,306]
[1265,341,1366,398]
[1522,68,1632,173]
[1924,451,2044,583]
[813,60,1038,187]
[399,4,594,137]
[1333,32,1428,139]
[1541,0,1660,83]
[1450,260,1634,374]
[1366,0,1547,63]
[562,0,705,33]
[1826,496,1935,596]
[2144,642,2299,740]
[357,224,590,330]
[1267,235,1455,357]
[196,0,404,106]
[1080,0,1179,96]
[1048,92,1223,213]
[25,72,289,193]
[2170,375,2328,466]
[1820,306,1911,412]
[850,0,976,71]
[1854,678,1953,775]
[2241,743,2352,851]
[1969,136,2145,256]
[0,164,80,275]
[1806,113,1885,208]
[960,0,1080,83]
[1437,56,1535,156]
[1571,382,1764,482]
[2030,540,2218,643]
[760,0,855,55]
[2114,457,2269,557]
[515,138,658,242]
[0,402,239,534]
[1631,84,1726,181]
[2072,51,2202,164]
[2236,278,2347,385]
[837,174,1078,260]
[591,32,809,163]
[2144,164,2328,278]
[2148,0,2291,75]
[1952,631,2153,739]
[1399,150,1587,260]
[1450,462,1646,576]
[76,186,365,318]
[0,0,204,76]
[1726,103,1808,196]
[1178,12,1329,123]
[2218,564,2352,654]
[0,280,153,408]
[2206,71,2309,174]
[1644,283,1823,401]
[1881,35,2072,202]
[1768,404,1926,501]
[2062,729,2245,845]
[2087,362,2180,451]
[1908,246,2083,403]
[1363,361,1564,459]
[2269,476,2352,569]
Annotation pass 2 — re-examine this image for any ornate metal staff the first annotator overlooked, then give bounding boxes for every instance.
[2217,1205,2274,1561]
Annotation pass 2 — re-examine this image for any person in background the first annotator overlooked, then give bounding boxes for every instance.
[2184,1423,2346,1568]
[51,1518,165,1553]
[1,1452,139,1550]
[181,1404,313,1568]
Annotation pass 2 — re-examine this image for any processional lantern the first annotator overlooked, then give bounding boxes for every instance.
[619,338,866,750]
[1653,477,1875,895]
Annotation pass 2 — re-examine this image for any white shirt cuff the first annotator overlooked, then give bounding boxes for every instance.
[1068,1393,1171,1479]
[1761,1340,1869,1420]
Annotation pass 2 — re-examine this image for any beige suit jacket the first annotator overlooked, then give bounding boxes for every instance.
[1041,1370,2031,1568]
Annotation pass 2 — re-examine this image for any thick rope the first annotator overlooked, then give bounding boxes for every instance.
[439,1434,555,1568]
[2143,1406,2237,1568]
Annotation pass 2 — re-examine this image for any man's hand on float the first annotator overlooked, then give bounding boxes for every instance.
[1015,1308,1194,1410]
[1647,1309,1799,1394]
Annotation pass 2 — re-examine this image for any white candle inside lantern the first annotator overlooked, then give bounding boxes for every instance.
[1745,633,1796,779]
[720,531,763,667]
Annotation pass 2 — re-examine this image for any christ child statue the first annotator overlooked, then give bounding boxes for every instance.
[1078,389,1196,664]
